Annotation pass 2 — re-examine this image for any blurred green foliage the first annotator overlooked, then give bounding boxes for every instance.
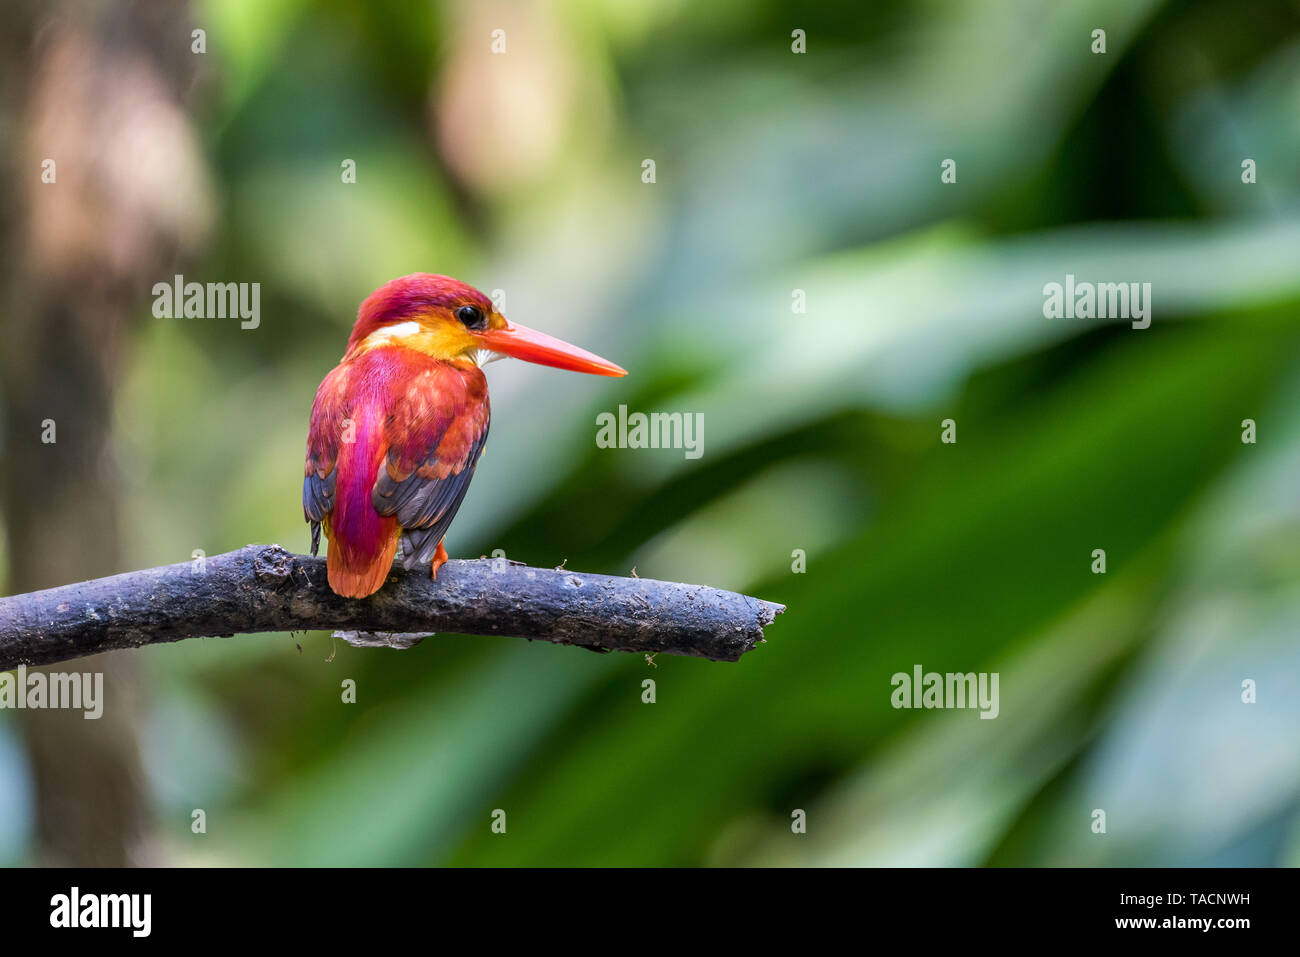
[4,0,1300,865]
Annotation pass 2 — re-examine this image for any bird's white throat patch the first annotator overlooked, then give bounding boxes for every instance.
[471,349,506,368]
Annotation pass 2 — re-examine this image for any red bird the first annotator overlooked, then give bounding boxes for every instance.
[304,274,626,598]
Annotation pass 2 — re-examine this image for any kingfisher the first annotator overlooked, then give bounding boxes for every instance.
[304,273,626,598]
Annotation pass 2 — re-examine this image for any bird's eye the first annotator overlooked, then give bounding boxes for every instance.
[456,305,486,329]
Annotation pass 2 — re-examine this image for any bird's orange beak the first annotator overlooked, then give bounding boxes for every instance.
[477,320,627,377]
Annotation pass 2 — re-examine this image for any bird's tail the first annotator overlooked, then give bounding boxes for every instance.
[325,407,400,598]
[326,516,399,598]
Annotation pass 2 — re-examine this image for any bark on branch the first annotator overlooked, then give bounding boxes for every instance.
[0,545,785,669]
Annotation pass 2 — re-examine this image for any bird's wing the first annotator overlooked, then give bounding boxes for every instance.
[372,363,490,568]
[302,364,347,556]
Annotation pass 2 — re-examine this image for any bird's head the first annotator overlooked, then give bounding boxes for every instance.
[345,273,626,376]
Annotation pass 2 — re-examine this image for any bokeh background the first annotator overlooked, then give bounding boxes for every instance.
[2,0,1299,866]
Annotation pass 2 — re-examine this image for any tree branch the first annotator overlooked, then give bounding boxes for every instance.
[0,545,785,669]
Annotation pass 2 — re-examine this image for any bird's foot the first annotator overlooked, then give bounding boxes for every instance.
[429,540,449,580]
